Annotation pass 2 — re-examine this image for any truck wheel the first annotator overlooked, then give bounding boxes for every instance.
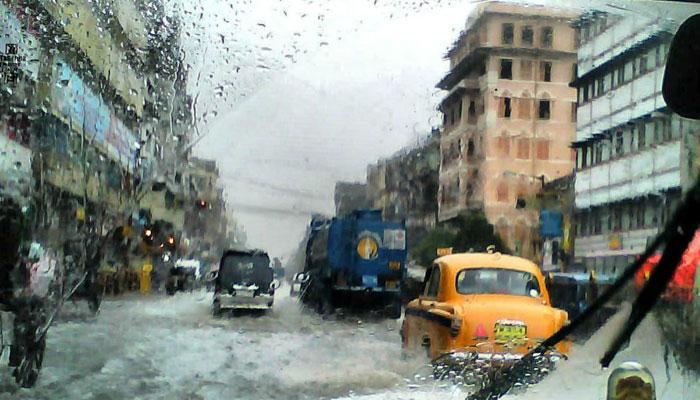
[317,293,334,316]
[388,298,402,319]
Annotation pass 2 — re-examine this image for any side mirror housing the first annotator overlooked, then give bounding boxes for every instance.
[293,272,309,283]
[663,13,700,119]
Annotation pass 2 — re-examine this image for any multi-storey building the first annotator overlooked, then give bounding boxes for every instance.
[436,2,578,258]
[1,1,38,206]
[366,131,440,246]
[1,0,217,270]
[1,0,149,241]
[571,12,700,277]
[183,157,229,260]
[367,162,389,213]
[334,182,368,217]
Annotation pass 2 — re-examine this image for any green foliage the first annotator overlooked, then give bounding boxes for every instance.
[412,227,455,267]
[451,212,509,254]
[411,211,509,266]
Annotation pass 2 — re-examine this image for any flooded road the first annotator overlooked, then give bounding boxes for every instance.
[0,288,460,400]
[2,290,699,400]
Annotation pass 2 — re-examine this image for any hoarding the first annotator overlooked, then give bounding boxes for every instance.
[51,58,137,168]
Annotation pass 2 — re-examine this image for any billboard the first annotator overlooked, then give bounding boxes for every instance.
[51,58,137,168]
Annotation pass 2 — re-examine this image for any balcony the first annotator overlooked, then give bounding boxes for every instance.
[438,48,489,90]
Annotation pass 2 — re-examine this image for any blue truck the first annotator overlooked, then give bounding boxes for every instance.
[296,209,407,318]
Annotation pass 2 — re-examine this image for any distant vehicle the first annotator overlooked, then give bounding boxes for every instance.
[176,259,202,280]
[166,259,200,295]
[212,249,279,316]
[294,209,407,318]
[273,257,285,279]
[545,271,617,335]
[546,272,594,320]
[401,252,570,361]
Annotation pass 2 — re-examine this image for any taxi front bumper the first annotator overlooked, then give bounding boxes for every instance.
[438,348,565,368]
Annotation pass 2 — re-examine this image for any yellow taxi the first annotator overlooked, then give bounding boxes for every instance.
[401,252,570,360]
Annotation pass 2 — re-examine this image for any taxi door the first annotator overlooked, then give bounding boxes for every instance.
[404,264,452,358]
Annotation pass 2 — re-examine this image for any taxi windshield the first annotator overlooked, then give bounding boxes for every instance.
[456,268,540,296]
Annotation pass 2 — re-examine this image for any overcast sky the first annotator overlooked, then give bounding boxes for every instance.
[163,0,700,261]
[174,0,474,259]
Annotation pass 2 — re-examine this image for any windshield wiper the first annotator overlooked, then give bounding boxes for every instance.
[467,177,700,400]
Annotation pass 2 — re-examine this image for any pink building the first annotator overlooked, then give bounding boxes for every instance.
[437,2,578,259]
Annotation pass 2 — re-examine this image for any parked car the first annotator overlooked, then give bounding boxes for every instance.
[401,252,570,361]
[212,249,279,316]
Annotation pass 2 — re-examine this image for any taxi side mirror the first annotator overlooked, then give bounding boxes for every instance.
[663,13,700,119]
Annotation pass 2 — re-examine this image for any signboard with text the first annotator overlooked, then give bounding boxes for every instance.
[0,3,39,83]
[50,58,137,168]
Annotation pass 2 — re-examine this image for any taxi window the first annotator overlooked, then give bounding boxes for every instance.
[456,268,540,296]
[424,265,441,298]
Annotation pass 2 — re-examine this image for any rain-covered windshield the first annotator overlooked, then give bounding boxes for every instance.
[456,268,540,296]
[218,253,272,287]
[2,0,700,399]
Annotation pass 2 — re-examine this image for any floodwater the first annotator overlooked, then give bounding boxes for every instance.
[1,289,699,400]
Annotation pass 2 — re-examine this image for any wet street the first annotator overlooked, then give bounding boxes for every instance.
[0,287,464,400]
[2,289,700,400]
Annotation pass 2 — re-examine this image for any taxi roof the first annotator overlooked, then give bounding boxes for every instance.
[434,252,542,276]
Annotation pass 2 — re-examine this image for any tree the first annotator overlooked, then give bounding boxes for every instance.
[451,212,509,255]
[411,211,509,266]
[412,227,456,267]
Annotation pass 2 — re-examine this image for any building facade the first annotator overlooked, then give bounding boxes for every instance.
[366,131,440,246]
[182,157,230,260]
[1,0,241,279]
[334,182,368,217]
[436,2,578,258]
[572,12,700,277]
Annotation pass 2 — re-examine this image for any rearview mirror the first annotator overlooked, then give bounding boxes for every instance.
[663,14,700,119]
[270,280,281,290]
[293,272,309,283]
